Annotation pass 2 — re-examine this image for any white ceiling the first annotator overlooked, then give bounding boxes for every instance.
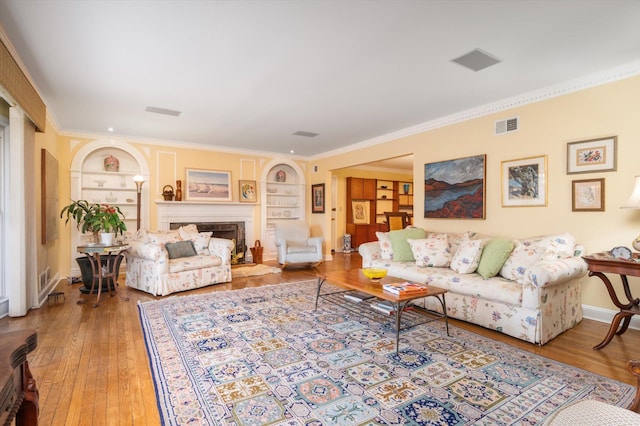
[1,1,640,164]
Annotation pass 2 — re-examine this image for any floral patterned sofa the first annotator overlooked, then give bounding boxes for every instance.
[124,224,234,296]
[359,228,587,345]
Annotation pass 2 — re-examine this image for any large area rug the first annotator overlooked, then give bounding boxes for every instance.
[138,280,635,425]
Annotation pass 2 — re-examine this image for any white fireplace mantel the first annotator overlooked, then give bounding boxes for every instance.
[155,201,257,253]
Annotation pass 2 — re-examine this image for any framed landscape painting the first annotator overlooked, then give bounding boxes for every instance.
[501,155,547,207]
[424,154,486,219]
[185,169,232,201]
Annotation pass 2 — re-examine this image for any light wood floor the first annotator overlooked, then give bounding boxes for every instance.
[2,253,639,425]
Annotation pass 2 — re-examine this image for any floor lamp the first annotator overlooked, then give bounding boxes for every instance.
[133,175,145,231]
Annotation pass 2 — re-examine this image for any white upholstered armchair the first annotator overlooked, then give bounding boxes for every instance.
[274,220,323,268]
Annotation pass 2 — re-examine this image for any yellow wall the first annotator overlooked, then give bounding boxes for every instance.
[54,135,310,275]
[35,117,62,293]
[40,74,640,314]
[316,74,640,312]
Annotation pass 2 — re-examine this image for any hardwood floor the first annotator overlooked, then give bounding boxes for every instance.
[2,253,638,425]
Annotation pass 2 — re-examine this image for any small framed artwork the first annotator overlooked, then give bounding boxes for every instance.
[312,183,325,213]
[352,200,370,224]
[185,169,232,201]
[566,136,617,174]
[501,155,547,207]
[572,178,604,211]
[239,180,257,203]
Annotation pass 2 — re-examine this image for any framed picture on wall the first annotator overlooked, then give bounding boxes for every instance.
[501,155,547,207]
[567,136,617,174]
[424,154,486,219]
[312,183,325,213]
[239,180,257,203]
[572,178,604,211]
[185,169,232,201]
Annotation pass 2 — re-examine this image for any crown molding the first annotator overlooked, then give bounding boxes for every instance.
[312,60,640,162]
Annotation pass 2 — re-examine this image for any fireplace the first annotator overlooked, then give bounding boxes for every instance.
[170,221,246,262]
[156,201,256,262]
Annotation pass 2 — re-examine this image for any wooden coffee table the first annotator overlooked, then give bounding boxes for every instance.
[316,269,449,353]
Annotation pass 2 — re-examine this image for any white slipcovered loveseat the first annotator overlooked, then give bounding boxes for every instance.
[124,224,234,296]
[359,228,587,345]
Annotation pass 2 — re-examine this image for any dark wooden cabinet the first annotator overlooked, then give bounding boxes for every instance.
[346,177,412,248]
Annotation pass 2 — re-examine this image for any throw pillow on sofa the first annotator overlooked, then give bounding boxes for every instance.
[407,235,451,267]
[389,227,427,262]
[450,238,484,274]
[428,231,469,256]
[375,231,393,260]
[147,230,181,247]
[500,240,546,282]
[476,238,515,279]
[165,240,198,259]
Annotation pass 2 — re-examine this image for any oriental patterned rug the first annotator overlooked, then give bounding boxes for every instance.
[138,280,635,425]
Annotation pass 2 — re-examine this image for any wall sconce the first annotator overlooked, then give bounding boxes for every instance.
[133,175,145,231]
[622,175,640,251]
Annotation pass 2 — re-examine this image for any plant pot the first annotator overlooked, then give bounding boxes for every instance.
[75,255,123,294]
[100,232,115,245]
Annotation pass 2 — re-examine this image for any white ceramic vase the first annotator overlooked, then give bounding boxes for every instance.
[99,232,115,246]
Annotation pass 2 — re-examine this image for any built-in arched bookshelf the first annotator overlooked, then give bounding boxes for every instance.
[260,159,305,261]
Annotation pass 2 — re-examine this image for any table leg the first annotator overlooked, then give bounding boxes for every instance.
[593,311,635,350]
[590,271,640,349]
[77,253,99,306]
[93,253,104,308]
[315,276,326,310]
[394,301,410,354]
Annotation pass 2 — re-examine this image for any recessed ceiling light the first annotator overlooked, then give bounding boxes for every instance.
[107,127,114,132]
[451,49,501,72]
[293,130,319,137]
[290,150,295,154]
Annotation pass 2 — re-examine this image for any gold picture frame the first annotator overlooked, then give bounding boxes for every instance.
[239,180,257,203]
[572,178,604,211]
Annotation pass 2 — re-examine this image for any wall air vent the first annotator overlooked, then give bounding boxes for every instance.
[495,117,518,135]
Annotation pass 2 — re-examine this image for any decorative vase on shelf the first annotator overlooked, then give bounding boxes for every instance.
[104,155,120,172]
[175,180,183,201]
[275,170,286,182]
[403,183,410,194]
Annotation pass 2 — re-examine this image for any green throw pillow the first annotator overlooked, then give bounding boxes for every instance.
[476,238,515,279]
[389,227,427,262]
[165,240,197,259]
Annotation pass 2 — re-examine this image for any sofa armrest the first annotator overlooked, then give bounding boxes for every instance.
[208,237,235,265]
[524,257,588,288]
[126,240,167,261]
[358,242,381,268]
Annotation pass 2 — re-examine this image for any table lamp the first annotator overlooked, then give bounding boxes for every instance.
[133,175,145,231]
[622,175,640,251]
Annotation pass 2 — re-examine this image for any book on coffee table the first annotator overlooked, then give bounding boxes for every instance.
[382,282,429,295]
[369,300,414,315]
[343,291,376,303]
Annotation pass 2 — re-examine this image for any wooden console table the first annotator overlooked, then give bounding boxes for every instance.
[583,252,640,349]
[0,329,38,426]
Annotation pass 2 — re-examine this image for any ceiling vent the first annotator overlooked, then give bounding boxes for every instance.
[293,130,319,137]
[145,106,181,116]
[451,49,502,72]
[495,117,519,135]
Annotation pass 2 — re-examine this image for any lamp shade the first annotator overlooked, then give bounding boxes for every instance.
[622,175,640,209]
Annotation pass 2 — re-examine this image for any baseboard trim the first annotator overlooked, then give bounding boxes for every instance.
[582,304,640,331]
